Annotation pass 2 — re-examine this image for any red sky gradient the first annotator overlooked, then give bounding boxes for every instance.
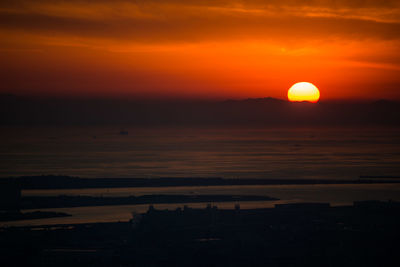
[1,0,400,100]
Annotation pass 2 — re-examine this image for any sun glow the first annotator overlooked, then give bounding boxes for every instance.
[288,82,320,103]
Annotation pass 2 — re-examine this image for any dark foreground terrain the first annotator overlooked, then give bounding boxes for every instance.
[1,200,399,267]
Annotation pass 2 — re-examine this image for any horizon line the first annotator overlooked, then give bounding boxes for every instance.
[1,93,399,103]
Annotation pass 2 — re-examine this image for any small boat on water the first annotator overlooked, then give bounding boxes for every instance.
[119,130,129,135]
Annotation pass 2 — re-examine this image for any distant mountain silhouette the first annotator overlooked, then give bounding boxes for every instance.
[1,95,399,126]
[224,97,287,105]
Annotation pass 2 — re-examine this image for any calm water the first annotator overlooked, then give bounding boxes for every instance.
[1,183,399,227]
[1,126,400,227]
[1,126,400,179]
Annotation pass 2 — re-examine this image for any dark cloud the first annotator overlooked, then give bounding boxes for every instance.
[0,1,399,43]
[1,0,399,8]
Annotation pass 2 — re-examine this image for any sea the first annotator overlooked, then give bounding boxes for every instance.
[2,126,400,179]
[1,126,400,226]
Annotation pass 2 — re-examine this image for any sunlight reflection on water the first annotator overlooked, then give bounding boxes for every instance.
[1,126,400,179]
[1,126,400,227]
[1,183,397,227]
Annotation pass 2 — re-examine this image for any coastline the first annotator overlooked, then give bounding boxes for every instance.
[9,175,400,190]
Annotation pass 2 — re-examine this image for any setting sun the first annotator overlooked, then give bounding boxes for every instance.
[288,82,320,103]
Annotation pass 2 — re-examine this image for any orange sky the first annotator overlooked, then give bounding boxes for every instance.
[1,0,400,100]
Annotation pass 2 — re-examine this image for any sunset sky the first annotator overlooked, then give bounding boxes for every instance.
[1,0,400,100]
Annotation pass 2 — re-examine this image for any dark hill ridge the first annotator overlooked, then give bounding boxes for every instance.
[5,175,400,190]
[1,95,399,125]
[223,97,288,105]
